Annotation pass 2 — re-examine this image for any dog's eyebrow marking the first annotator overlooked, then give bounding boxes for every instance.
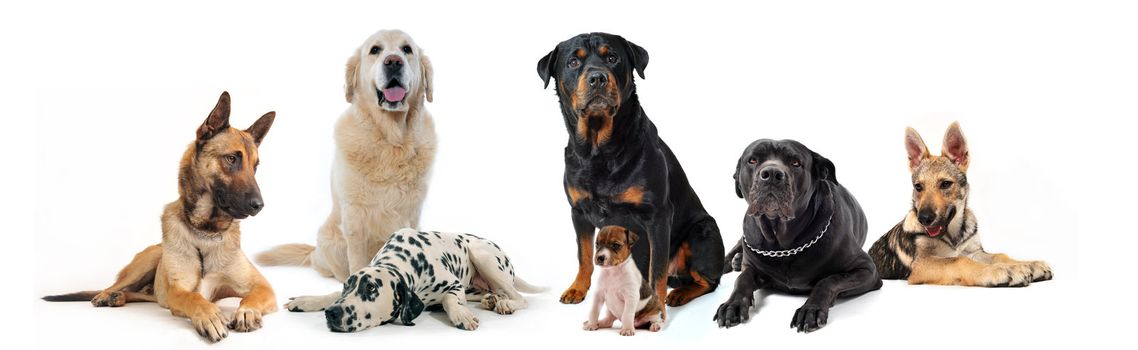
[576,48,586,59]
[598,45,609,56]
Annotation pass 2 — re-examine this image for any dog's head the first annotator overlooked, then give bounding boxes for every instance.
[594,226,638,268]
[537,33,648,146]
[185,91,275,220]
[903,122,970,237]
[345,29,433,112]
[734,139,837,221]
[323,267,424,332]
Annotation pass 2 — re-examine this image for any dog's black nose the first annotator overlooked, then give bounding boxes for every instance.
[596,255,606,264]
[587,71,608,88]
[384,55,404,66]
[758,166,786,184]
[325,306,344,323]
[917,211,936,226]
[248,196,263,213]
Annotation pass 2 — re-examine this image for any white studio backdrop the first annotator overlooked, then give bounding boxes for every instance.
[6,0,1136,348]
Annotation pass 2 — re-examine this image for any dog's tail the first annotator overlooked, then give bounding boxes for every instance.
[722,237,743,274]
[512,276,549,294]
[255,243,315,267]
[42,291,99,302]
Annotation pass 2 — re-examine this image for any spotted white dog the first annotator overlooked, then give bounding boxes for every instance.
[285,228,543,332]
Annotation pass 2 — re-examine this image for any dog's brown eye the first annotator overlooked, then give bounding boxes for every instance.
[939,180,953,189]
[611,243,620,251]
[791,159,801,167]
[568,57,580,69]
[401,45,412,54]
[224,154,237,165]
[607,54,619,64]
[369,46,380,55]
[748,158,757,165]
[914,183,924,192]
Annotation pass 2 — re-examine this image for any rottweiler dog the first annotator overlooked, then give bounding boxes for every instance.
[537,33,724,315]
[716,140,881,333]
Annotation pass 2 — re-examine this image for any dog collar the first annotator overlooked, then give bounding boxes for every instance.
[743,184,835,258]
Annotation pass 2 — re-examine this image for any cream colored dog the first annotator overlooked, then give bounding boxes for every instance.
[257,29,436,281]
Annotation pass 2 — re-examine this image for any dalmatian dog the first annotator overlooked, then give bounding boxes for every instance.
[285,228,544,332]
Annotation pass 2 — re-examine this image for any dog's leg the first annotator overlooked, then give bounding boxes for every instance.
[442,291,479,331]
[714,265,766,328]
[619,289,638,336]
[560,211,596,304]
[469,248,527,315]
[666,220,723,306]
[91,244,162,307]
[582,291,607,331]
[230,266,276,333]
[285,292,341,312]
[647,216,672,320]
[723,238,743,274]
[908,254,1033,287]
[974,251,1053,282]
[791,264,881,333]
[163,266,229,342]
[341,204,376,277]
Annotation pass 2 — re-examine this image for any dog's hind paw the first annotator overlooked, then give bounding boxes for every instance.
[91,291,125,307]
[449,306,479,331]
[285,296,328,312]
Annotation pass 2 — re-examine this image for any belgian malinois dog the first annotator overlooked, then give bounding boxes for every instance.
[868,122,1052,287]
[43,91,278,342]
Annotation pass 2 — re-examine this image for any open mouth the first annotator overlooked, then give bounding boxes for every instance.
[377,79,407,106]
[925,225,943,237]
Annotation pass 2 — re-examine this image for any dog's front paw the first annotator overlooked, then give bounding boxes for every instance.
[981,263,1031,287]
[791,304,829,333]
[1026,261,1053,282]
[619,325,635,336]
[713,297,752,328]
[91,291,125,307]
[285,296,327,312]
[228,307,263,333]
[449,306,479,331]
[191,308,231,342]
[665,289,698,307]
[560,287,587,304]
[582,320,600,331]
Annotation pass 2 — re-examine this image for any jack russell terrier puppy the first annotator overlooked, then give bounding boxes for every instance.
[583,226,664,336]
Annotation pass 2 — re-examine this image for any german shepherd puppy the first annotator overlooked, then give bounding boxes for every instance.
[43,92,278,342]
[868,122,1052,287]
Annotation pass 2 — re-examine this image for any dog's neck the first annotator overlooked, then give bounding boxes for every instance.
[362,102,424,143]
[753,183,832,249]
[563,93,648,158]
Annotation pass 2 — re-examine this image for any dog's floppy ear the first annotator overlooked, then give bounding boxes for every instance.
[624,40,649,79]
[537,45,559,89]
[420,52,434,103]
[904,127,930,171]
[733,153,747,198]
[394,280,424,326]
[344,49,361,103]
[197,91,231,141]
[941,121,969,172]
[244,112,275,146]
[811,151,838,185]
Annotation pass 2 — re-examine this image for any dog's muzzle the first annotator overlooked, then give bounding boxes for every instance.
[746,165,796,220]
[377,54,407,108]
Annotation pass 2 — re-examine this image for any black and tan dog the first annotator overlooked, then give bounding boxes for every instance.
[537,33,724,316]
[43,92,278,342]
[716,140,880,333]
[868,122,1052,287]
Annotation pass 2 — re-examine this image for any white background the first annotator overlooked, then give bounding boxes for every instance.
[5,0,1136,348]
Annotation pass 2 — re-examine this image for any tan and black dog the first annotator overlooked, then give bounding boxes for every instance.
[537,33,724,317]
[43,92,278,342]
[868,122,1052,287]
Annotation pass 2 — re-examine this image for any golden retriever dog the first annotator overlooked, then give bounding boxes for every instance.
[256,29,436,281]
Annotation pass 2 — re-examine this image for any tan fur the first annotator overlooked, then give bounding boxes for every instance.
[614,186,645,205]
[256,30,437,281]
[44,92,278,342]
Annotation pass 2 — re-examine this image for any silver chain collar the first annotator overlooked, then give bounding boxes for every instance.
[743,184,835,258]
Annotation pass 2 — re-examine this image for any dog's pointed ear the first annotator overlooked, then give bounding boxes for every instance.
[941,121,969,172]
[625,40,649,79]
[625,228,639,245]
[420,53,434,103]
[197,91,231,141]
[537,46,559,89]
[244,111,276,146]
[344,49,361,103]
[905,127,930,171]
[811,151,838,185]
[395,280,424,326]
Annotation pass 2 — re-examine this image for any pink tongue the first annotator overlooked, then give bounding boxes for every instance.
[382,87,406,102]
[927,226,942,237]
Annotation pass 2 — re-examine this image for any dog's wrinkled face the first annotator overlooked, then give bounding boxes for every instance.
[345,29,433,112]
[192,92,275,219]
[323,267,424,332]
[734,139,836,221]
[904,122,970,237]
[594,226,638,267]
[537,33,648,146]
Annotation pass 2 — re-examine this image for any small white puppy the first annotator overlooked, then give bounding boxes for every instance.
[583,226,664,336]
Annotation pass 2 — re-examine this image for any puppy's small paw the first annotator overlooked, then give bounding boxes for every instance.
[560,287,587,304]
[449,306,479,331]
[619,326,635,336]
[649,321,663,332]
[228,307,263,332]
[582,320,599,331]
[791,304,829,333]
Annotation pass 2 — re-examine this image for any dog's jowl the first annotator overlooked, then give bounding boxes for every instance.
[537,33,725,322]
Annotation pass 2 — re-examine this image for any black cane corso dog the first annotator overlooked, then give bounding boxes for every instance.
[537,33,724,314]
[716,139,881,332]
